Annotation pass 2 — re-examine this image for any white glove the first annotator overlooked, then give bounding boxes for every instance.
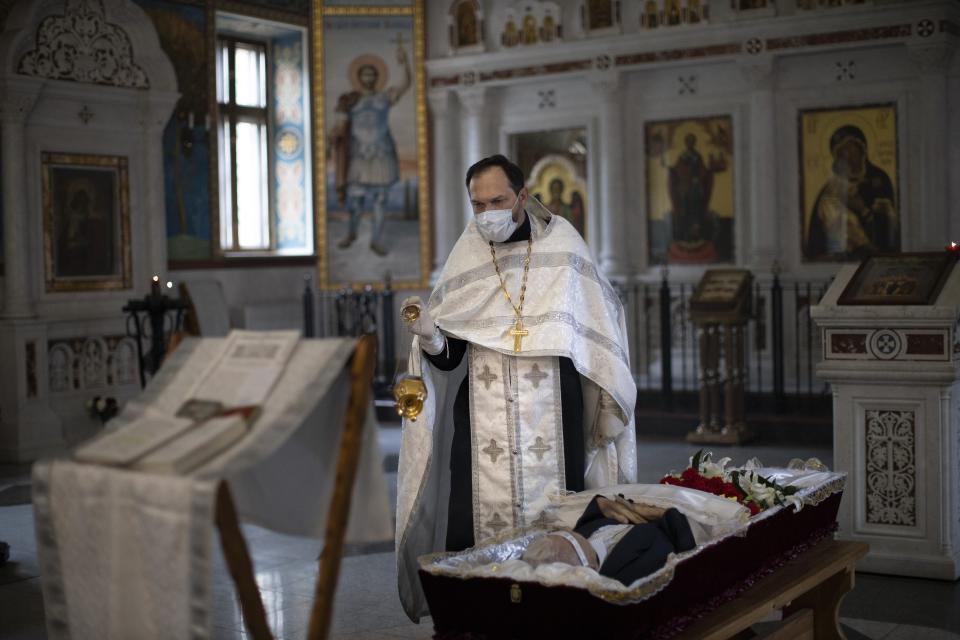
[592,391,626,448]
[401,296,444,355]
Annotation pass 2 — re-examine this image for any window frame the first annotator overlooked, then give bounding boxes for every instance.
[216,34,274,254]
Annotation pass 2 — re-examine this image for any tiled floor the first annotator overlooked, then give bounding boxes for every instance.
[1,433,959,639]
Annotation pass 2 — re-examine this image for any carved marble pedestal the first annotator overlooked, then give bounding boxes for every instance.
[812,265,960,580]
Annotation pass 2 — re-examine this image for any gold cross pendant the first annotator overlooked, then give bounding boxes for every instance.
[509,318,529,353]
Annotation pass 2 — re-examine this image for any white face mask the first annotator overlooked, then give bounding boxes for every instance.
[475,198,521,243]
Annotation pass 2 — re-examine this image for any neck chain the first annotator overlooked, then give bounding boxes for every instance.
[490,236,533,353]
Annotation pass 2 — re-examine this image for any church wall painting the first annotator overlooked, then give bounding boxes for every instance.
[448,0,485,54]
[509,127,589,241]
[644,115,735,265]
[136,0,214,263]
[42,152,132,292]
[313,2,430,289]
[799,103,899,262]
[272,30,312,254]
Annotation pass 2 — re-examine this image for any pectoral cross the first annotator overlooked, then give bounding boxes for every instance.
[509,318,529,353]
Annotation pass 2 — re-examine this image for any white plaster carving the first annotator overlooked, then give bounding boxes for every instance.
[81,337,108,389]
[916,19,935,39]
[865,409,917,527]
[112,338,137,386]
[47,335,136,393]
[48,344,73,393]
[835,59,856,81]
[17,0,149,89]
[537,89,556,108]
[677,74,697,95]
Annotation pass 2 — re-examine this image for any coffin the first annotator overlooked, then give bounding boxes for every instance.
[419,469,845,639]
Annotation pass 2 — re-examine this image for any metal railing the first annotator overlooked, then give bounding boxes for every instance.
[302,270,832,412]
[302,278,396,393]
[618,271,831,411]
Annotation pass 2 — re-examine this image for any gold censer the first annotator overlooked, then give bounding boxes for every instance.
[393,374,427,421]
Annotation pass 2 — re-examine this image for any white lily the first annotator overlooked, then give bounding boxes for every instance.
[700,456,732,479]
[785,494,804,512]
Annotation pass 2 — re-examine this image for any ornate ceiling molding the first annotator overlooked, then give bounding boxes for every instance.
[427,2,959,91]
[17,0,149,89]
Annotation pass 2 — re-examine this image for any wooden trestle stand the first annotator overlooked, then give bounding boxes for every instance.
[213,334,378,640]
[677,540,869,640]
[687,270,754,445]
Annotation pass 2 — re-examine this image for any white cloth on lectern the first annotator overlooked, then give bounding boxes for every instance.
[33,337,392,640]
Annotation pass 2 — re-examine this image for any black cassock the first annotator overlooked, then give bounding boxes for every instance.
[424,216,585,552]
[574,497,696,585]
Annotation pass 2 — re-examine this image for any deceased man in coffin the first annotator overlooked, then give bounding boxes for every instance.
[421,483,753,593]
[419,472,847,638]
[522,494,697,585]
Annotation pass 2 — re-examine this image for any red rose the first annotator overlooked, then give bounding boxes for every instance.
[681,468,700,482]
[722,482,743,498]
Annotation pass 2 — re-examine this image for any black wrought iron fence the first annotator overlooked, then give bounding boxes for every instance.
[302,270,832,413]
[618,272,832,411]
[302,278,396,393]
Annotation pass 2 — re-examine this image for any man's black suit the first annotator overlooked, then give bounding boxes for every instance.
[573,496,697,586]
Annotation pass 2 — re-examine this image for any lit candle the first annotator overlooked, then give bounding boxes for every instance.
[152,275,159,282]
[166,281,173,289]
[947,242,959,253]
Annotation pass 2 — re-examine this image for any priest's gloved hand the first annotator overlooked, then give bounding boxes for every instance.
[401,296,444,355]
[591,391,627,448]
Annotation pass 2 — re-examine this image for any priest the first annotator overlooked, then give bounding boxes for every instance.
[395,155,637,620]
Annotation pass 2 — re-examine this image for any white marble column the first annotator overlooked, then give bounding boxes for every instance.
[141,91,179,286]
[950,74,960,244]
[1,77,42,318]
[457,86,488,228]
[592,73,627,278]
[908,43,954,251]
[428,89,460,282]
[740,56,778,268]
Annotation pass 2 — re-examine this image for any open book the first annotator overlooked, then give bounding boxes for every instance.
[133,406,261,474]
[73,331,297,473]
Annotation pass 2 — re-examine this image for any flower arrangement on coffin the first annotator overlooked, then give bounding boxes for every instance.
[660,450,803,516]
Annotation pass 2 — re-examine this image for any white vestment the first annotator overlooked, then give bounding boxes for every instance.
[396,211,637,621]
[468,346,566,540]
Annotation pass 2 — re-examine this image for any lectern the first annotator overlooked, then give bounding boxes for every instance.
[687,269,753,445]
[33,334,392,639]
[812,252,960,579]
